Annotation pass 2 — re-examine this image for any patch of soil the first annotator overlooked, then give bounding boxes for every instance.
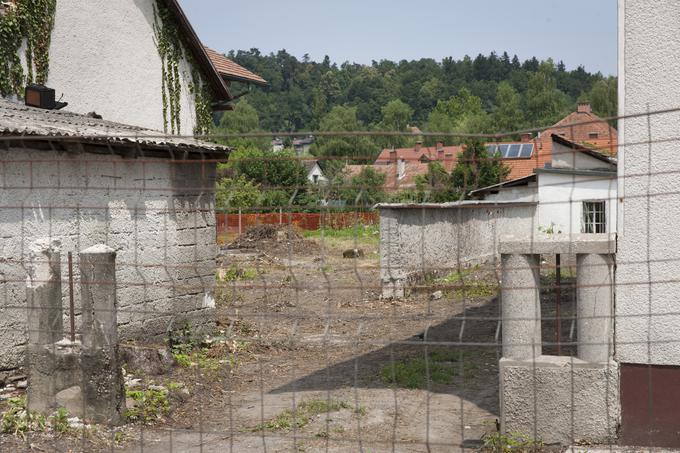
[226,224,319,256]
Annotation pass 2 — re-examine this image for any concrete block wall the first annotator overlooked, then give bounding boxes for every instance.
[379,204,537,298]
[0,148,217,370]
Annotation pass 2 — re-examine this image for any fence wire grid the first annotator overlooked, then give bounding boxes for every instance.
[0,108,676,453]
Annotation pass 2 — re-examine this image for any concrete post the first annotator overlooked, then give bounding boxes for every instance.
[79,244,125,425]
[26,239,63,346]
[576,253,614,362]
[26,239,64,413]
[501,253,541,359]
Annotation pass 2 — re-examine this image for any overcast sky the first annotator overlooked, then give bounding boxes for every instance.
[179,0,617,75]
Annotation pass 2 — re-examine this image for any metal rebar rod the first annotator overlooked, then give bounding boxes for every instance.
[556,253,562,356]
[68,251,75,342]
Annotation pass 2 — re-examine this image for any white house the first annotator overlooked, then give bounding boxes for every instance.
[0,0,265,134]
[616,0,680,446]
[0,0,265,372]
[471,134,617,236]
[302,160,328,185]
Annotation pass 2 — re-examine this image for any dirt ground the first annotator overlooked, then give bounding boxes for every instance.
[1,225,548,453]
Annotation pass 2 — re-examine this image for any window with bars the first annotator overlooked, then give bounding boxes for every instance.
[582,201,606,233]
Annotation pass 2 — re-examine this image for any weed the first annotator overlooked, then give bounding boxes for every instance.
[172,348,221,371]
[435,266,498,298]
[303,225,379,247]
[380,349,481,389]
[125,388,170,423]
[481,423,543,452]
[113,430,125,444]
[50,407,70,433]
[249,399,361,432]
[219,265,258,282]
[0,396,47,439]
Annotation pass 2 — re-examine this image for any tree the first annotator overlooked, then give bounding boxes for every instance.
[312,106,379,176]
[587,76,618,122]
[375,99,414,149]
[415,162,454,202]
[525,60,569,126]
[492,81,524,134]
[214,99,266,149]
[216,175,263,211]
[450,140,510,200]
[343,167,386,207]
[425,88,490,145]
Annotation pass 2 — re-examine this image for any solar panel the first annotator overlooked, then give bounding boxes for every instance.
[498,144,510,158]
[519,143,534,158]
[507,144,521,158]
[486,145,499,156]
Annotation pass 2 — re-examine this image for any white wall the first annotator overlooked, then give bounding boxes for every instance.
[537,172,617,236]
[380,203,537,298]
[0,147,217,370]
[307,163,328,184]
[46,0,200,133]
[617,0,680,365]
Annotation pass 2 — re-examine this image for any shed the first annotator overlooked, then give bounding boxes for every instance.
[0,98,228,370]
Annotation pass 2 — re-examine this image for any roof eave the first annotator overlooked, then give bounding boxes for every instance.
[162,0,232,103]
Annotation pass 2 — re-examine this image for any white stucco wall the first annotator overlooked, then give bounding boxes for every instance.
[537,172,617,236]
[0,147,217,370]
[483,184,538,203]
[380,203,537,297]
[616,0,680,365]
[307,163,328,184]
[45,0,201,133]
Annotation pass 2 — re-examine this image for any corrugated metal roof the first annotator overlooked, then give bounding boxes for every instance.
[0,98,229,153]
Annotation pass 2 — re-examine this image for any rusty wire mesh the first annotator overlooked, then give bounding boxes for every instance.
[0,108,677,452]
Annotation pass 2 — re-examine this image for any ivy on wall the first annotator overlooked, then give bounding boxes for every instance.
[0,0,57,97]
[190,66,213,136]
[153,0,215,136]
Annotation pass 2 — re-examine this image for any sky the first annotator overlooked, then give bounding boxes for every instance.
[179,0,617,75]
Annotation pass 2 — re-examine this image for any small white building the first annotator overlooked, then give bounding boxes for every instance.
[472,134,617,236]
[303,160,328,184]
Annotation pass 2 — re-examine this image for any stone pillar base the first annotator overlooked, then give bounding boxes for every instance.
[500,356,619,445]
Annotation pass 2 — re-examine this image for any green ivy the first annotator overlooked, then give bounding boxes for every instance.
[0,0,56,97]
[153,0,215,136]
[190,66,213,136]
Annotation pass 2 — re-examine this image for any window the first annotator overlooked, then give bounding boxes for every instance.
[582,201,606,233]
[589,132,599,139]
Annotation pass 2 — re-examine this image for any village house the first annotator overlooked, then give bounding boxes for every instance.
[0,0,266,371]
[377,133,616,299]
[362,103,617,192]
[471,134,617,236]
[302,160,328,184]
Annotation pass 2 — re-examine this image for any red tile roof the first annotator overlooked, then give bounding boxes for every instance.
[344,161,430,191]
[375,104,618,181]
[204,47,268,86]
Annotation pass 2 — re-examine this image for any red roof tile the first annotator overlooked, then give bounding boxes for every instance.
[204,47,267,86]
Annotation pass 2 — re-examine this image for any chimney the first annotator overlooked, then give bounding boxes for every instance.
[415,141,422,153]
[577,102,592,114]
[520,133,532,143]
[397,159,406,180]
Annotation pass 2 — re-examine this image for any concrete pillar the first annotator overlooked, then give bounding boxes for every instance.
[26,239,63,413]
[501,253,541,359]
[26,239,63,346]
[576,253,614,362]
[79,244,125,425]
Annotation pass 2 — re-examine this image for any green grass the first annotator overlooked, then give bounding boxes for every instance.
[480,422,544,452]
[249,399,364,432]
[218,265,258,282]
[125,388,170,423]
[0,397,46,439]
[172,348,221,371]
[303,225,379,244]
[380,349,483,389]
[434,266,498,298]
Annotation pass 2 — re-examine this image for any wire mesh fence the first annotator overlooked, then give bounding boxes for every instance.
[0,106,678,452]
